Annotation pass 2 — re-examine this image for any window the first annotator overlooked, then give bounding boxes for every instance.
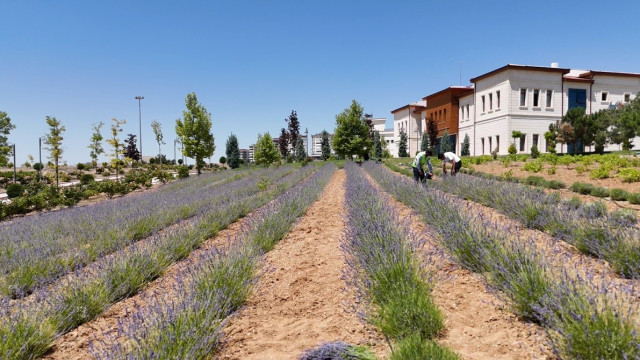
[533,134,539,148]
[496,136,500,152]
[601,91,608,102]
[546,90,553,108]
[481,138,485,154]
[625,93,631,102]
[519,134,526,152]
[489,93,493,110]
[460,108,463,120]
[444,109,447,120]
[489,137,492,152]
[533,89,540,107]
[520,89,527,106]
[496,91,501,108]
[465,105,469,119]
[481,95,486,112]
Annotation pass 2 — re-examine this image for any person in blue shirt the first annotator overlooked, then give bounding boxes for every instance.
[412,149,433,184]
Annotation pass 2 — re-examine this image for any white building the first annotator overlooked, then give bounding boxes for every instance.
[461,63,640,156]
[369,118,395,157]
[311,132,333,159]
[390,100,426,157]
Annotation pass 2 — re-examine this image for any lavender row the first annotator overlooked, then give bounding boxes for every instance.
[0,166,297,299]
[341,163,459,359]
[90,164,337,359]
[365,163,640,359]
[385,162,640,279]
[0,164,321,359]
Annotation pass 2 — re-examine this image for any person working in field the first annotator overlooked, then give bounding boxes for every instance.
[438,151,462,176]
[412,149,433,184]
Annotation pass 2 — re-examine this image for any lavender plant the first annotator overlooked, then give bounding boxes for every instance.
[299,341,376,360]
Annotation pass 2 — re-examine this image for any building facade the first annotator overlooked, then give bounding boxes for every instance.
[424,86,472,154]
[311,132,333,159]
[390,101,426,157]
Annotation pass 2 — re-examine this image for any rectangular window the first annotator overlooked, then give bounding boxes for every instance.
[489,93,493,110]
[546,90,553,107]
[533,134,539,148]
[625,93,631,102]
[520,89,527,106]
[466,104,470,119]
[601,91,608,102]
[481,138,485,154]
[519,135,526,152]
[444,109,447,120]
[489,137,492,152]
[496,91,501,108]
[460,108,463,120]
[496,135,500,152]
[533,89,540,107]
[481,95,486,112]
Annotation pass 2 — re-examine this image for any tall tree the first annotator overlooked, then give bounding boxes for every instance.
[461,134,471,156]
[544,122,559,154]
[332,100,372,159]
[557,123,575,154]
[279,127,289,158]
[286,110,300,152]
[374,130,383,159]
[427,118,438,151]
[440,129,452,153]
[175,92,215,175]
[44,116,65,187]
[88,121,104,169]
[107,119,126,181]
[562,107,589,154]
[225,133,240,169]
[0,111,16,167]
[364,113,375,141]
[398,128,408,157]
[150,120,165,168]
[320,130,331,160]
[420,132,430,152]
[295,138,307,162]
[254,132,279,167]
[124,133,141,162]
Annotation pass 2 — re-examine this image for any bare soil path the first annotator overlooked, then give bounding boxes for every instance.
[362,171,553,359]
[218,169,387,360]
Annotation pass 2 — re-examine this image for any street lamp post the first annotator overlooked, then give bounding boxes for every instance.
[135,96,144,162]
[38,136,46,181]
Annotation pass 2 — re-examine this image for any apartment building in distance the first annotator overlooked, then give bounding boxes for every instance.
[390,101,426,156]
[311,132,333,159]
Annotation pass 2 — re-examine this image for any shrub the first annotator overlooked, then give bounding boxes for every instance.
[80,173,95,185]
[575,164,589,175]
[570,182,595,195]
[547,165,557,175]
[579,201,608,219]
[610,188,631,201]
[76,163,86,170]
[508,143,517,155]
[530,145,540,159]
[618,168,640,183]
[610,209,637,226]
[300,342,376,360]
[563,196,583,210]
[6,183,24,199]
[491,148,498,160]
[524,176,547,187]
[523,160,543,173]
[590,166,610,180]
[32,163,44,171]
[501,157,511,168]
[590,186,610,198]
[390,335,460,360]
[219,156,227,164]
[546,180,566,189]
[177,166,189,179]
[628,193,640,205]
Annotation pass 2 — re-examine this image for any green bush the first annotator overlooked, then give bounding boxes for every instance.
[590,186,610,198]
[523,160,543,173]
[524,176,547,187]
[610,209,637,226]
[76,163,86,170]
[590,165,611,180]
[627,193,640,205]
[390,335,459,360]
[580,201,608,219]
[563,196,583,210]
[530,145,540,158]
[508,144,517,155]
[177,166,190,179]
[546,180,566,189]
[570,182,595,195]
[610,188,631,201]
[6,183,24,199]
[618,168,640,183]
[547,165,557,175]
[80,174,95,185]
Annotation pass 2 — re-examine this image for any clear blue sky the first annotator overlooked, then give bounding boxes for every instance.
[2,0,639,165]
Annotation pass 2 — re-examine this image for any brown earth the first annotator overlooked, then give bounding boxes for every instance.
[218,170,388,360]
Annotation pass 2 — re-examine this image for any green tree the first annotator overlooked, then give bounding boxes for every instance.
[557,122,575,154]
[427,118,438,151]
[175,92,215,175]
[107,119,126,181]
[88,121,104,169]
[320,130,331,160]
[461,134,470,156]
[562,107,589,154]
[286,110,300,151]
[150,120,165,169]
[544,122,558,154]
[279,127,289,158]
[225,133,240,169]
[44,116,65,187]
[440,129,452,153]
[295,138,306,162]
[511,130,523,146]
[398,128,408,157]
[124,133,141,161]
[0,111,16,167]
[254,132,280,167]
[374,130,383,159]
[420,132,430,152]
[332,100,372,159]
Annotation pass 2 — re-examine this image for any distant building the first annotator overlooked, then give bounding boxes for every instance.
[311,132,333,159]
[391,101,426,157]
[239,149,249,164]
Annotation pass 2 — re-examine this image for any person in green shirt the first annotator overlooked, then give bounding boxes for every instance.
[412,149,433,184]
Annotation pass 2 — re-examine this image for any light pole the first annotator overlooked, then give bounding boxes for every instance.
[135,96,144,162]
[38,136,46,181]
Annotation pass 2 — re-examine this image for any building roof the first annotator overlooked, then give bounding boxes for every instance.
[423,86,473,101]
[578,70,640,79]
[470,64,570,83]
[390,101,427,114]
[563,76,594,83]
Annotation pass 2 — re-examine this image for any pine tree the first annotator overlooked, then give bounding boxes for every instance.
[427,118,438,151]
[279,128,289,158]
[286,110,300,151]
[124,134,141,161]
[225,133,240,169]
[320,130,331,160]
[461,134,470,156]
[295,138,307,162]
[440,129,452,153]
[374,130,382,159]
[398,128,408,157]
[420,132,430,152]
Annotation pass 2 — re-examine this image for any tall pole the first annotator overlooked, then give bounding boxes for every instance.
[135,96,144,161]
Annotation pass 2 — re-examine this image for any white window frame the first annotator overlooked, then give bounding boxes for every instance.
[489,93,493,110]
[481,95,486,113]
[546,89,553,108]
[466,104,470,119]
[496,90,501,109]
[520,88,527,107]
[601,91,609,102]
[533,89,540,107]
